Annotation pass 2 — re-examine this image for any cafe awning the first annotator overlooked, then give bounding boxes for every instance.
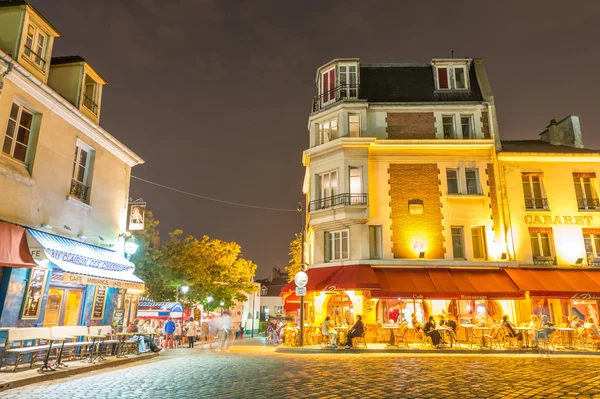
[372,268,524,300]
[0,222,36,268]
[281,265,381,296]
[27,229,144,291]
[281,266,342,295]
[505,268,600,298]
[137,300,183,319]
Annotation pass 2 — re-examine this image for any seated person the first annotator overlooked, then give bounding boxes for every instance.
[321,315,337,347]
[528,315,541,343]
[424,316,442,347]
[500,314,523,342]
[126,319,162,353]
[438,314,446,327]
[536,315,555,342]
[584,317,600,336]
[569,315,582,328]
[344,315,365,349]
[445,314,458,332]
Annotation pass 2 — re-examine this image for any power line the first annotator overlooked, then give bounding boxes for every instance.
[131,175,298,212]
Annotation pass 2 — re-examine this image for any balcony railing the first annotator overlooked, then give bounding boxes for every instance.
[525,198,548,210]
[578,198,600,211]
[70,179,90,203]
[312,84,359,112]
[82,95,99,115]
[309,193,368,212]
[23,46,46,68]
[533,256,556,266]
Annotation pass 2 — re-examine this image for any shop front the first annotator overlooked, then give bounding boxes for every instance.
[0,228,145,329]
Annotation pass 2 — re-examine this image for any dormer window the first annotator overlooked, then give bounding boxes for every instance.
[83,75,100,115]
[23,24,48,70]
[435,64,469,91]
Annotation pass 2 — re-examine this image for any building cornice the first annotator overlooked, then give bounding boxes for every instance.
[0,50,144,167]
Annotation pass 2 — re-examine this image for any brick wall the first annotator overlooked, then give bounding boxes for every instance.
[389,164,445,259]
[386,112,436,139]
[487,163,500,234]
[481,111,490,139]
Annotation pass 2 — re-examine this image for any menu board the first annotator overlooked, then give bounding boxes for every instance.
[113,308,125,327]
[91,286,107,320]
[21,267,48,319]
[193,308,200,320]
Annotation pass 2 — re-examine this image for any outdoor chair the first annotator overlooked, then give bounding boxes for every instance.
[584,328,600,350]
[352,331,367,349]
[501,326,520,349]
[394,324,409,348]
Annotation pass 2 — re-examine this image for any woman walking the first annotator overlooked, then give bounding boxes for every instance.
[186,317,197,348]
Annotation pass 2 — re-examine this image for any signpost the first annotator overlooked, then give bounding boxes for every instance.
[294,271,308,347]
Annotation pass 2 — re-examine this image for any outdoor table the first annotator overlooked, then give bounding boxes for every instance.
[81,334,106,363]
[436,327,453,347]
[515,327,533,348]
[473,327,492,348]
[38,337,66,372]
[50,336,73,368]
[115,333,133,358]
[556,327,576,349]
[383,324,399,347]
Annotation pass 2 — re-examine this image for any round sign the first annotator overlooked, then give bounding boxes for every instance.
[294,271,308,287]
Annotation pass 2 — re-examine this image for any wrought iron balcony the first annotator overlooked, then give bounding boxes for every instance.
[70,179,90,203]
[83,94,99,115]
[524,198,548,210]
[309,193,368,212]
[23,46,46,68]
[578,198,600,211]
[533,256,556,266]
[312,84,359,112]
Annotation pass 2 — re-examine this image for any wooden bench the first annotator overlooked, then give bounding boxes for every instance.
[91,326,120,356]
[1,328,52,371]
[50,326,94,360]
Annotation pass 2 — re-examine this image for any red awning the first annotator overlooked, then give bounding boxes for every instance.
[0,222,36,268]
[325,265,380,291]
[373,268,524,299]
[284,302,300,312]
[280,266,342,295]
[505,268,600,298]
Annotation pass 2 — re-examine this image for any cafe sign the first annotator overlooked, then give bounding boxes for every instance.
[63,272,145,291]
[524,215,594,226]
[48,250,133,272]
[571,293,600,300]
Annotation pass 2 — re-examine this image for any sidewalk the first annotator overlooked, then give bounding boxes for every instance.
[0,352,158,392]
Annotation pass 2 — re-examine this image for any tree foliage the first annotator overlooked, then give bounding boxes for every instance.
[285,233,302,282]
[132,212,258,308]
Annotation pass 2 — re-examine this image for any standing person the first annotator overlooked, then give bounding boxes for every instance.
[344,315,365,349]
[174,322,182,348]
[218,310,233,352]
[186,317,197,348]
[163,317,176,349]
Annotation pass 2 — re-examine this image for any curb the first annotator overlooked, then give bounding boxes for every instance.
[275,347,600,356]
[0,352,159,391]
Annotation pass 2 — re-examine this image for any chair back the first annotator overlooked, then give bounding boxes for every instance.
[91,325,113,335]
[501,326,514,338]
[8,327,51,342]
[51,325,88,339]
[397,324,408,338]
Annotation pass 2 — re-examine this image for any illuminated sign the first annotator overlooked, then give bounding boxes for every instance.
[524,215,594,226]
[63,272,145,291]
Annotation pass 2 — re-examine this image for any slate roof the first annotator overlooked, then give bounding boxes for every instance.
[358,63,484,103]
[51,56,86,65]
[500,140,600,154]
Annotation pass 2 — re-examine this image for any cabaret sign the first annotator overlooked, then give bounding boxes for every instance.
[524,215,593,226]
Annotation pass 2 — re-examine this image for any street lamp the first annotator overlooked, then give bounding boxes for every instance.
[181,285,189,295]
[124,236,139,260]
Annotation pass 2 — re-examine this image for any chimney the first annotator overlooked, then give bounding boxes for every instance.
[540,116,584,148]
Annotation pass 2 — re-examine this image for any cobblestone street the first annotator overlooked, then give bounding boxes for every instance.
[4,340,600,398]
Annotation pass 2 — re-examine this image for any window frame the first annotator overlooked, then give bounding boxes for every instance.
[529,230,553,258]
[2,101,34,164]
[338,64,358,99]
[23,24,48,70]
[446,168,460,194]
[471,226,487,260]
[317,169,339,202]
[348,113,361,137]
[442,115,456,139]
[451,226,465,260]
[522,174,548,210]
[574,176,597,210]
[349,166,362,196]
[436,66,450,90]
[325,229,350,262]
[465,168,481,195]
[317,117,338,144]
[369,225,383,260]
[453,66,468,90]
[321,66,336,105]
[460,114,474,139]
[584,233,600,260]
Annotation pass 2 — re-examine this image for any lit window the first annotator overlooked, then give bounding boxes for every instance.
[435,65,469,90]
[461,115,474,139]
[454,67,467,89]
[23,24,48,69]
[465,169,480,194]
[442,115,455,139]
[83,75,100,115]
[349,166,362,197]
[530,229,553,257]
[446,169,459,194]
[70,141,94,204]
[348,114,360,137]
[471,227,486,260]
[522,174,547,210]
[3,102,34,163]
[317,118,338,144]
[573,174,598,210]
[339,65,357,99]
[451,227,465,259]
[325,229,349,262]
[437,67,449,89]
[315,170,338,209]
[369,225,382,260]
[584,231,600,262]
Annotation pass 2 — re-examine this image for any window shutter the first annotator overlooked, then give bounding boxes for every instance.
[437,68,448,89]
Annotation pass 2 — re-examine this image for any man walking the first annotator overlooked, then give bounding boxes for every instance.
[218,310,233,352]
[164,317,176,349]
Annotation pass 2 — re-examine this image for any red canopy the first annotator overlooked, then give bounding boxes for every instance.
[505,268,600,298]
[0,222,36,268]
[280,266,342,295]
[373,268,524,299]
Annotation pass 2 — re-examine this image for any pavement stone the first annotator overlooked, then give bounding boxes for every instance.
[3,339,600,398]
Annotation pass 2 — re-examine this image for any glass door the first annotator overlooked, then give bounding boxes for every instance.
[42,287,83,327]
[43,288,64,327]
[64,290,83,325]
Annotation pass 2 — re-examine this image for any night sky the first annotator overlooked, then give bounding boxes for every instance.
[35,1,600,278]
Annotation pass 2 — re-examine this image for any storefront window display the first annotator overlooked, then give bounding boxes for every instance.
[570,300,599,324]
[326,292,353,326]
[448,299,502,325]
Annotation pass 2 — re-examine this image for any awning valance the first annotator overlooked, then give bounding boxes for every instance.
[0,222,36,268]
[281,266,342,295]
[373,268,524,300]
[27,229,144,291]
[505,268,600,299]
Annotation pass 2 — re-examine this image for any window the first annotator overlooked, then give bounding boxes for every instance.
[454,67,467,89]
[83,75,99,115]
[317,170,338,208]
[584,232,600,260]
[522,174,547,210]
[437,67,449,89]
[23,24,48,69]
[317,118,338,144]
[471,227,487,260]
[260,286,267,296]
[70,142,94,203]
[325,230,349,262]
[461,115,474,139]
[446,169,459,194]
[442,115,455,139]
[349,166,362,197]
[529,229,553,257]
[348,113,360,137]
[274,305,284,315]
[3,102,34,163]
[451,227,465,259]
[339,65,357,99]
[321,67,335,104]
[369,225,383,260]
[573,174,598,210]
[465,168,480,194]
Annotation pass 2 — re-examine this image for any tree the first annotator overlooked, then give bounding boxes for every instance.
[285,233,302,282]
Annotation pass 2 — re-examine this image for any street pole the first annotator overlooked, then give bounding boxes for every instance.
[298,201,305,347]
[251,290,255,338]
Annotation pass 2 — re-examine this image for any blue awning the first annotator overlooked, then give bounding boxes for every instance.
[27,229,144,290]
